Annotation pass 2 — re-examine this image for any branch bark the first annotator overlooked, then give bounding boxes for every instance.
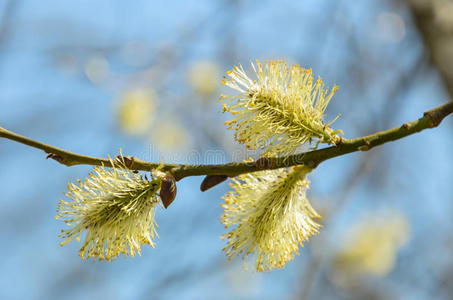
[1,101,452,180]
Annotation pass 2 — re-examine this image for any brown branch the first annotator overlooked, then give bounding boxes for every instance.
[1,101,452,180]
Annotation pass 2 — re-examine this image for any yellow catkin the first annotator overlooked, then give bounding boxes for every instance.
[221,166,321,272]
[220,60,341,156]
[56,161,162,261]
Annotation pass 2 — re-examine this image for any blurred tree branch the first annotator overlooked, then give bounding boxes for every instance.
[409,0,453,97]
[0,0,19,78]
[1,101,451,181]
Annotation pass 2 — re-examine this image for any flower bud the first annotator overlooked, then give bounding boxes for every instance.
[160,174,177,208]
[200,175,228,192]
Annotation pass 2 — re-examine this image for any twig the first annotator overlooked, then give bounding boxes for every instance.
[1,101,452,180]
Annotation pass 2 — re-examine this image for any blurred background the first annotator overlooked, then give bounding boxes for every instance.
[0,0,452,299]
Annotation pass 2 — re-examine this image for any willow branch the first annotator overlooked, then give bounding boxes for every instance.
[1,101,452,181]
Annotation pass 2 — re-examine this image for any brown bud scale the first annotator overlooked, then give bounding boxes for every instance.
[160,175,177,209]
[200,175,228,192]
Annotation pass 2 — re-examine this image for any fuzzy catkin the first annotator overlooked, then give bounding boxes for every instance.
[221,166,321,272]
[221,60,341,156]
[57,162,162,261]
